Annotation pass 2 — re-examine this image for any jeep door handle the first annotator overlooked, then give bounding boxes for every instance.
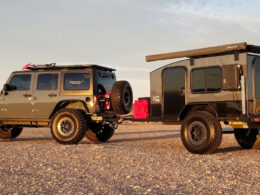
[23,93,32,98]
[48,93,57,97]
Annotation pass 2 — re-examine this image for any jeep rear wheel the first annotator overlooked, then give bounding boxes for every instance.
[51,109,87,144]
[111,81,133,115]
[85,124,115,143]
[234,128,258,149]
[181,111,222,154]
[0,127,23,140]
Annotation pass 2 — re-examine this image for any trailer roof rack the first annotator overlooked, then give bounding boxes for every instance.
[146,42,260,62]
[26,64,116,72]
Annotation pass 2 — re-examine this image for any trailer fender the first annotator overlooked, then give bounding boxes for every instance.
[179,103,218,121]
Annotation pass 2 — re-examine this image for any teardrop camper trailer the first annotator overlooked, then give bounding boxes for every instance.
[133,42,260,154]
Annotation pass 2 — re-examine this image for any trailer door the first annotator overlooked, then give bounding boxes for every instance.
[253,58,260,114]
[162,67,186,118]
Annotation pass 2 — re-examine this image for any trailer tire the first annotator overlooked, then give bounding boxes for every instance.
[111,81,133,115]
[181,111,222,154]
[85,124,115,143]
[234,128,258,149]
[0,127,23,140]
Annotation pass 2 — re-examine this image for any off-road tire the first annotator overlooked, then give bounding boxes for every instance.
[111,81,133,115]
[181,111,222,154]
[85,124,115,143]
[51,109,87,144]
[234,128,258,149]
[0,127,23,140]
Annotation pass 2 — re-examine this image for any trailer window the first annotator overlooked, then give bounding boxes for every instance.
[192,67,221,93]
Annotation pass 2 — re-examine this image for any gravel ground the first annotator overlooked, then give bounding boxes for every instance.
[0,123,259,195]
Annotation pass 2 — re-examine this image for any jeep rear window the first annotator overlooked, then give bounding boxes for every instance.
[9,74,31,90]
[192,67,221,93]
[37,74,58,90]
[64,73,90,90]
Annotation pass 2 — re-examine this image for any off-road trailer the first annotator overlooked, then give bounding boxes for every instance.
[127,42,260,154]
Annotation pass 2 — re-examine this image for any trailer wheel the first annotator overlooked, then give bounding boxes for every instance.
[234,128,258,149]
[85,124,115,143]
[0,127,23,140]
[181,111,222,154]
[111,81,133,115]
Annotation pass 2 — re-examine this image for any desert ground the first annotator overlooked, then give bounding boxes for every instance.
[0,123,259,194]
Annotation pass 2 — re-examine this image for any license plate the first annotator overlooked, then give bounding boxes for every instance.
[91,116,103,121]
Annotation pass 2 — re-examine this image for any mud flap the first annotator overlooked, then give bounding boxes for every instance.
[252,134,260,149]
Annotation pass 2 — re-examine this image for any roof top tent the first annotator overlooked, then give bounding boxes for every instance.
[146,42,260,122]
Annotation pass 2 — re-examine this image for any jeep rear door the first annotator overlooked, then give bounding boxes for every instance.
[3,73,33,119]
[31,72,59,119]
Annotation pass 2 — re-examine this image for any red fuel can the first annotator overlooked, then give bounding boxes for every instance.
[133,99,150,119]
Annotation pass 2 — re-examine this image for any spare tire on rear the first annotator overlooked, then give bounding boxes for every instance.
[111,80,133,115]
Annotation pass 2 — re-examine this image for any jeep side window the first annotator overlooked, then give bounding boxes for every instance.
[37,74,58,90]
[192,67,221,93]
[64,73,90,90]
[9,74,31,90]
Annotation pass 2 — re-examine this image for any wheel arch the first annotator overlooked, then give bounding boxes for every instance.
[49,100,89,119]
[180,103,218,121]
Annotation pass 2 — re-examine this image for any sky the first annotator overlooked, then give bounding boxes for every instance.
[1,0,260,100]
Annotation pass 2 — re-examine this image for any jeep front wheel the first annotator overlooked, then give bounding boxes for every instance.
[85,124,115,143]
[51,109,87,144]
[0,127,23,139]
[181,111,222,154]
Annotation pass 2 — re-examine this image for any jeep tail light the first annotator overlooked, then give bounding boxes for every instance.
[105,93,111,110]
[105,93,111,99]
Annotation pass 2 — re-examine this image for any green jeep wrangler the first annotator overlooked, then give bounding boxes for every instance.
[0,63,133,144]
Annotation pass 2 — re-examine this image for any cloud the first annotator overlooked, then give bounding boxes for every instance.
[1,0,260,99]
[157,0,260,31]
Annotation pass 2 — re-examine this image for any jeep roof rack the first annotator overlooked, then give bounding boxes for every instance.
[146,42,260,62]
[26,64,116,72]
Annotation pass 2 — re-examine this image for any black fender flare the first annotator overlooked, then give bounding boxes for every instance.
[179,103,218,121]
[49,100,89,119]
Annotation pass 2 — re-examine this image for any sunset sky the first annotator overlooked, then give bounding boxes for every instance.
[1,0,260,99]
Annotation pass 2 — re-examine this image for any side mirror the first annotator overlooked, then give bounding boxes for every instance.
[3,84,10,91]
[3,84,16,94]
